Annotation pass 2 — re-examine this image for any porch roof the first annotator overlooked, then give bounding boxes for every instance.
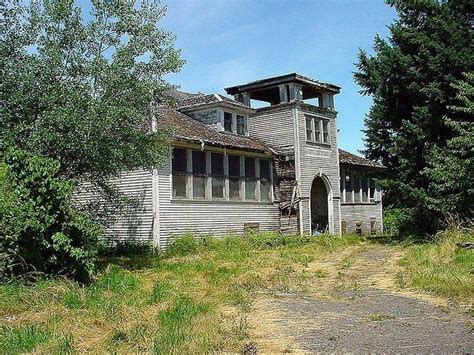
[339,149,385,169]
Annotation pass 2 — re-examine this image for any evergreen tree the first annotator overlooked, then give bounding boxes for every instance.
[354,0,473,233]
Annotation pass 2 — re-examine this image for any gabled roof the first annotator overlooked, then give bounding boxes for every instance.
[225,73,341,95]
[178,93,251,111]
[156,108,275,155]
[339,149,385,169]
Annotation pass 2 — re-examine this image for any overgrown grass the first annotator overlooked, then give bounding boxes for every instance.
[0,232,362,353]
[397,227,474,312]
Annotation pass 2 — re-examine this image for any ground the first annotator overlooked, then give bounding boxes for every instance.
[249,245,473,353]
[0,233,472,353]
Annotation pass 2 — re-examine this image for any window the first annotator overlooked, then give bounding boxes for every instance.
[362,172,369,202]
[192,150,207,199]
[306,117,313,141]
[260,159,272,201]
[322,120,329,143]
[369,176,376,201]
[345,171,352,203]
[211,153,224,199]
[228,155,241,200]
[305,115,330,144]
[236,115,247,135]
[224,112,233,132]
[354,171,361,202]
[245,157,256,200]
[172,148,187,198]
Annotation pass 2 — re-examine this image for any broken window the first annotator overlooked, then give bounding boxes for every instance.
[211,153,224,199]
[172,148,187,198]
[260,159,272,201]
[224,112,233,132]
[228,155,241,200]
[236,115,247,135]
[245,157,256,200]
[192,150,207,199]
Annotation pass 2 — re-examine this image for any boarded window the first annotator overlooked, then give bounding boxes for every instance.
[228,155,240,200]
[172,148,187,198]
[236,115,246,135]
[192,150,206,198]
[211,153,224,199]
[245,157,256,200]
[260,159,272,201]
[224,112,233,132]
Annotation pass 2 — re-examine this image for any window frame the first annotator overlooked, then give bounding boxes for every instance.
[340,167,379,204]
[171,147,273,203]
[305,114,330,146]
[221,110,248,136]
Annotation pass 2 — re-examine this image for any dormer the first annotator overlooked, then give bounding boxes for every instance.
[225,73,340,110]
[177,92,255,136]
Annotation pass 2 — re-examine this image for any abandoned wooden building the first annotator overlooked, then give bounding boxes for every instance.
[78,73,385,248]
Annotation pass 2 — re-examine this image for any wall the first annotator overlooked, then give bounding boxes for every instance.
[340,203,383,234]
[157,156,280,247]
[74,170,154,244]
[187,109,221,130]
[296,104,341,235]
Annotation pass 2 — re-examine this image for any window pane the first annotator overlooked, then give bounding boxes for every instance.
[260,159,271,180]
[260,181,271,201]
[315,119,321,142]
[354,171,361,202]
[236,115,246,135]
[306,117,313,141]
[172,148,187,173]
[211,153,224,176]
[193,175,206,198]
[245,157,256,178]
[323,120,329,143]
[362,173,368,202]
[172,174,187,198]
[212,176,224,198]
[224,112,233,132]
[192,151,206,174]
[369,177,376,200]
[345,171,352,202]
[228,155,240,177]
[229,177,240,200]
[245,179,256,200]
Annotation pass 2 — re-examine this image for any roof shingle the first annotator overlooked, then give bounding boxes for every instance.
[338,149,385,169]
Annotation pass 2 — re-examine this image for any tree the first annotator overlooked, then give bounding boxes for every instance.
[1,0,182,182]
[354,0,473,234]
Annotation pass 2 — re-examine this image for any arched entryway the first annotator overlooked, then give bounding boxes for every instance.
[310,176,330,235]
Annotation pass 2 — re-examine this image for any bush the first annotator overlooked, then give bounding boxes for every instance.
[383,207,417,236]
[0,149,101,282]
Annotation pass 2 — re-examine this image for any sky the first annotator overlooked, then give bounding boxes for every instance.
[158,0,397,155]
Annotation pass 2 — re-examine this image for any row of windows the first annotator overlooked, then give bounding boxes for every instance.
[172,148,272,202]
[223,111,247,135]
[306,115,330,144]
[340,168,378,203]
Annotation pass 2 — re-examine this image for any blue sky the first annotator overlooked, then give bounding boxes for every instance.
[159,0,397,155]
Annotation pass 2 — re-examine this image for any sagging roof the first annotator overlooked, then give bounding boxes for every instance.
[157,108,275,155]
[225,73,341,95]
[177,92,251,112]
[339,149,385,169]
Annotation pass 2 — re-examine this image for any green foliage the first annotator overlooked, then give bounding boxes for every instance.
[0,325,51,354]
[0,149,101,282]
[354,0,473,234]
[383,207,416,236]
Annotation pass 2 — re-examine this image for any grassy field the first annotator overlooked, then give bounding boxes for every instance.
[0,229,472,353]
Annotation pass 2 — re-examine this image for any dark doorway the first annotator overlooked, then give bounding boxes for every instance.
[310,177,329,234]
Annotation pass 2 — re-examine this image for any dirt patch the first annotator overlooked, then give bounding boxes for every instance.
[249,244,473,353]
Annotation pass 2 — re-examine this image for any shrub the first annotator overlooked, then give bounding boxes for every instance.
[383,207,417,236]
[0,149,101,282]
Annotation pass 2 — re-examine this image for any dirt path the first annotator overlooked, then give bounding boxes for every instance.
[249,244,474,353]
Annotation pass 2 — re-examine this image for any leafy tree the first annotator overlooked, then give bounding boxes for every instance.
[354,0,473,234]
[1,0,182,183]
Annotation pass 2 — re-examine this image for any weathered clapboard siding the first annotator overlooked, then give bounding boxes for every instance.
[74,170,154,243]
[340,203,383,234]
[296,105,341,235]
[156,158,280,247]
[249,107,294,153]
